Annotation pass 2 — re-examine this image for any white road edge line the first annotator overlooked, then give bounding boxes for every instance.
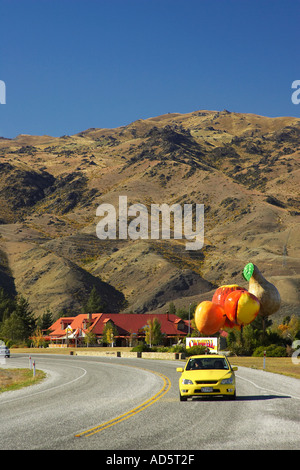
[236,374,300,400]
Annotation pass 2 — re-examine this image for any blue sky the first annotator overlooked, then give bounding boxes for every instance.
[1,0,299,138]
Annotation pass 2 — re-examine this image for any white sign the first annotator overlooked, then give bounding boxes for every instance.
[186,337,218,353]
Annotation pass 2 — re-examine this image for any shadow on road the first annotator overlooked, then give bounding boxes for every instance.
[191,394,291,402]
[235,394,291,401]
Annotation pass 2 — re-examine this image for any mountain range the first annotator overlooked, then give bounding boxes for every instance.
[0,109,299,320]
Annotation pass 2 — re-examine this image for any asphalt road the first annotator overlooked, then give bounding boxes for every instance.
[0,354,300,450]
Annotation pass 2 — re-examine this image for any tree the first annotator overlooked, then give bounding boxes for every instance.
[102,321,118,346]
[0,295,36,343]
[14,295,36,339]
[190,317,201,337]
[176,302,197,321]
[168,302,176,315]
[176,307,189,320]
[37,309,54,331]
[84,331,97,347]
[31,327,45,347]
[0,288,15,323]
[0,312,26,343]
[83,286,105,314]
[276,315,300,343]
[145,318,163,347]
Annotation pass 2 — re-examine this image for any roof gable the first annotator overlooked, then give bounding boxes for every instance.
[49,314,103,337]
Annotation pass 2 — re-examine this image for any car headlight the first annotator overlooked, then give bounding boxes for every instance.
[182,378,193,385]
[221,375,234,385]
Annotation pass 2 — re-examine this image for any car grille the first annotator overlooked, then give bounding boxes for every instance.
[195,380,218,385]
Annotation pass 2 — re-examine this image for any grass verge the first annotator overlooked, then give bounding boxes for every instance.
[0,368,46,393]
[229,357,300,380]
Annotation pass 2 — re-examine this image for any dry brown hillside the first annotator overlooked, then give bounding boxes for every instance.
[0,109,299,319]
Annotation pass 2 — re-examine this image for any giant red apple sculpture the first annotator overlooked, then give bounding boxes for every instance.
[212,284,246,308]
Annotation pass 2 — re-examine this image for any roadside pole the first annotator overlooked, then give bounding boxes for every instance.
[33,360,36,377]
[29,356,32,370]
[263,350,266,370]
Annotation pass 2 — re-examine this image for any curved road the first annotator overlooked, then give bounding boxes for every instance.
[0,354,300,450]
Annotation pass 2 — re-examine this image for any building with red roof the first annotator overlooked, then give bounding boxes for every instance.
[48,312,191,347]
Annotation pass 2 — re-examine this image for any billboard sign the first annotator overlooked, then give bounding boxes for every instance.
[186,337,218,353]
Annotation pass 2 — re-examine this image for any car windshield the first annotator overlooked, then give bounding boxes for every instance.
[186,357,229,370]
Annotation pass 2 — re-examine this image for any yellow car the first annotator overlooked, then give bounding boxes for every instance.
[177,355,238,401]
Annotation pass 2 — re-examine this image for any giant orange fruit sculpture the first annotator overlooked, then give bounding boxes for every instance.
[194,301,226,335]
[224,290,260,326]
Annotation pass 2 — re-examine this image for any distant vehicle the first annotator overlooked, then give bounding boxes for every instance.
[176,354,238,401]
[0,346,10,358]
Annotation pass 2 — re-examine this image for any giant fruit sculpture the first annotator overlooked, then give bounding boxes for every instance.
[194,264,280,336]
[242,263,281,318]
[194,301,226,336]
[195,284,260,335]
[212,284,246,307]
[224,290,260,326]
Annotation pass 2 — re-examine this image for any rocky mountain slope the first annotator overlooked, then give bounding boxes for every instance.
[0,109,299,319]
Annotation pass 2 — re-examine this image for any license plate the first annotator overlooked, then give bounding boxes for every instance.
[201,387,213,393]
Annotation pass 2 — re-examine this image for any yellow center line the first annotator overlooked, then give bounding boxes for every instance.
[75,369,171,438]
